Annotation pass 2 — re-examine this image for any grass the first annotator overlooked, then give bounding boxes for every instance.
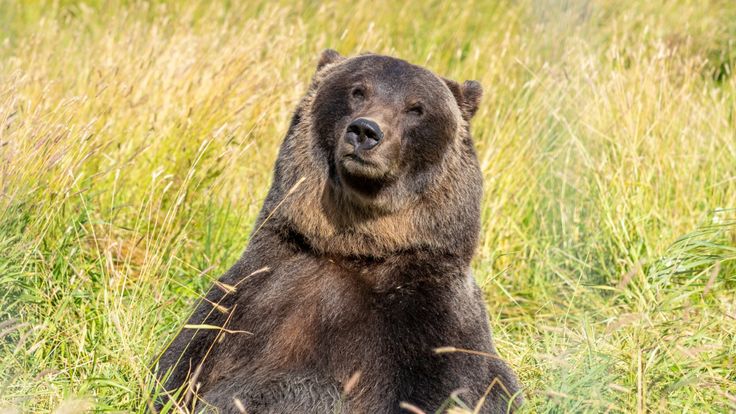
[0,0,735,412]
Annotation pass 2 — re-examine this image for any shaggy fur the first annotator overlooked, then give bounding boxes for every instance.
[154,50,522,413]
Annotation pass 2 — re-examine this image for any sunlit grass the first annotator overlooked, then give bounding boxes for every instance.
[0,0,734,412]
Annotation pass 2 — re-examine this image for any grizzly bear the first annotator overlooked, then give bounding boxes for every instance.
[154,50,522,413]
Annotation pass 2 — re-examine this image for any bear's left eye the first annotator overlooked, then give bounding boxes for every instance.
[351,87,366,100]
[406,104,424,117]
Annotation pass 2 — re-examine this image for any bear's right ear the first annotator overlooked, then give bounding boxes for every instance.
[442,78,483,121]
[316,49,344,71]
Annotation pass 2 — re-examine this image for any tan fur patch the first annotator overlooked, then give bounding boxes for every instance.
[264,302,319,369]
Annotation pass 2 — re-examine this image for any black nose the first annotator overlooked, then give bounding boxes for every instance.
[345,118,383,151]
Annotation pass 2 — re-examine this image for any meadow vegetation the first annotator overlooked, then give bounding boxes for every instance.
[0,0,735,412]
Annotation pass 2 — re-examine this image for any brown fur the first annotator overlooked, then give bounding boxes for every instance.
[269,52,480,260]
[154,50,522,413]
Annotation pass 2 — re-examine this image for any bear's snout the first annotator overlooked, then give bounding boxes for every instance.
[345,118,383,152]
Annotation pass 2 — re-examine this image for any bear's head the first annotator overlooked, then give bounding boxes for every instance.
[260,50,484,259]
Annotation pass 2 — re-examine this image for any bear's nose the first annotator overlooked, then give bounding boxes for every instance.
[345,118,383,151]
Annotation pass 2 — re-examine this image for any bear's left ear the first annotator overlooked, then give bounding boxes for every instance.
[442,78,483,121]
[316,49,344,71]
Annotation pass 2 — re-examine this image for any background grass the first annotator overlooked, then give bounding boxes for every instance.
[1,0,735,412]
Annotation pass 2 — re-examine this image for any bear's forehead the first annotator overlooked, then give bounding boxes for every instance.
[339,55,441,88]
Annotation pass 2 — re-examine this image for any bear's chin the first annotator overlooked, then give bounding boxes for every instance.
[338,154,388,178]
[332,164,400,211]
[337,169,386,199]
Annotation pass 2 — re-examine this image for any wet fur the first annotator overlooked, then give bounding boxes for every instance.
[154,51,521,413]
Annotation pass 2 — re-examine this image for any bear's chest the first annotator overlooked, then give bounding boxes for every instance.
[204,254,453,387]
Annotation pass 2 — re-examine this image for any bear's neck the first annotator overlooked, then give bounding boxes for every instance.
[252,170,480,261]
[248,219,470,291]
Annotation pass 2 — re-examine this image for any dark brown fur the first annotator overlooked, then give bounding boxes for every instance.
[154,50,522,413]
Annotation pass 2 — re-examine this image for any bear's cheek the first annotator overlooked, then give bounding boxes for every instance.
[310,97,353,159]
[402,122,451,168]
[380,138,403,172]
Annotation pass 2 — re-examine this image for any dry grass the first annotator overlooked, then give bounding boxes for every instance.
[1,0,735,412]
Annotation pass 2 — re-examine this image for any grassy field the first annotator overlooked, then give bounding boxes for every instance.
[1,0,735,412]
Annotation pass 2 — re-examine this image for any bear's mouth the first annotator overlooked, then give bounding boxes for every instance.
[336,155,394,198]
[339,154,388,179]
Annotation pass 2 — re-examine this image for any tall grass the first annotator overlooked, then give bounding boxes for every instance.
[0,0,734,412]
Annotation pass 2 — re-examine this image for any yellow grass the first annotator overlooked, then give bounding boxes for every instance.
[0,0,735,412]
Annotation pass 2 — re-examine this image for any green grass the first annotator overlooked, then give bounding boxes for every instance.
[1,0,735,412]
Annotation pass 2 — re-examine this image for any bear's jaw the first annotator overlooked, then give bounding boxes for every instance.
[333,166,400,210]
[323,176,408,220]
[338,154,386,179]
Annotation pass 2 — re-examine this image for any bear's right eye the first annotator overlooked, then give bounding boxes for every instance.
[351,87,365,100]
